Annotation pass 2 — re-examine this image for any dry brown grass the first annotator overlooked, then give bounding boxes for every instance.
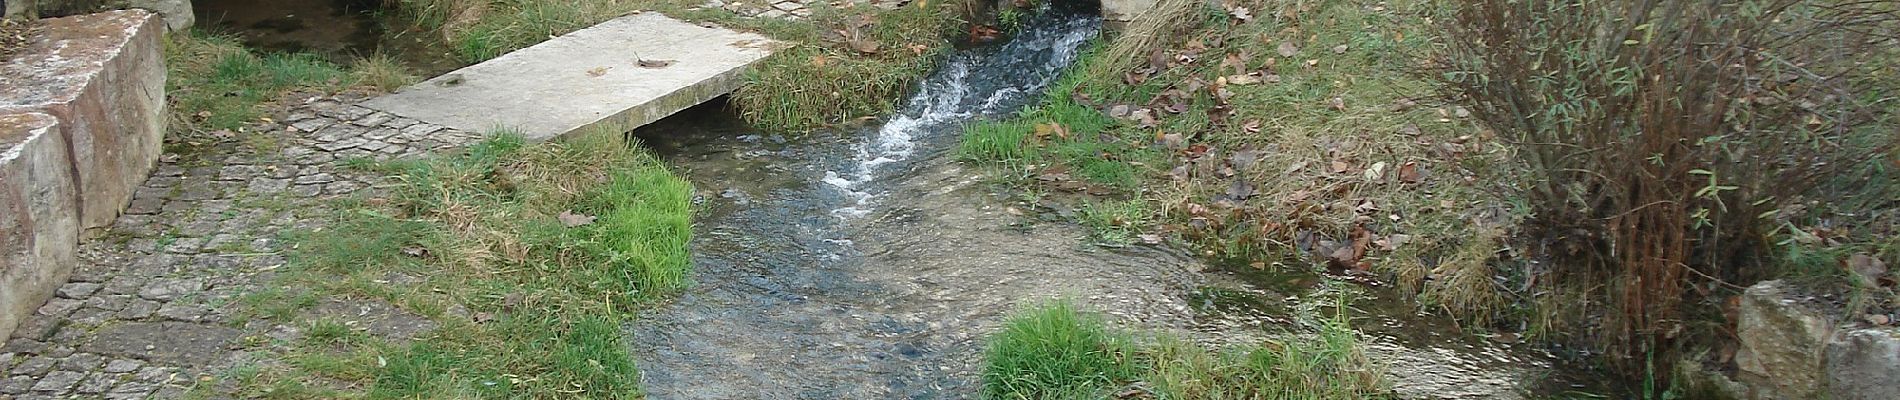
[1435,0,1898,373]
[1084,0,1204,84]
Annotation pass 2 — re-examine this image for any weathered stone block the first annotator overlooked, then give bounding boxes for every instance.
[361,13,779,141]
[1100,0,1157,22]
[0,9,166,235]
[0,113,79,343]
[1826,327,1900,400]
[1734,280,1834,399]
[114,0,193,32]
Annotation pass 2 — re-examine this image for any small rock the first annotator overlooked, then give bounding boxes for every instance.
[102,359,142,373]
[12,356,54,376]
[117,299,160,320]
[0,375,35,394]
[56,283,103,299]
[137,278,203,301]
[56,353,102,371]
[76,372,118,394]
[31,370,86,393]
[36,299,83,317]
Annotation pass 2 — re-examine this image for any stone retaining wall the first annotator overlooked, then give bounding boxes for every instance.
[0,10,164,342]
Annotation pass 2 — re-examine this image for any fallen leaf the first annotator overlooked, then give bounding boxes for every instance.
[907,43,929,55]
[1364,161,1388,181]
[401,245,429,258]
[1033,122,1070,140]
[473,311,495,324]
[1242,119,1263,133]
[1398,161,1422,183]
[587,66,610,76]
[1331,44,1348,54]
[969,25,1002,42]
[1229,148,1260,171]
[1282,160,1308,175]
[1157,132,1186,149]
[810,55,830,67]
[558,210,597,227]
[1867,314,1892,326]
[1847,253,1889,284]
[1276,40,1300,57]
[1221,52,1248,75]
[502,292,526,310]
[848,37,881,53]
[1377,234,1412,250]
[1138,234,1164,244]
[1230,6,1252,22]
[1227,74,1261,85]
[1227,180,1257,201]
[1330,160,1351,174]
[637,59,676,68]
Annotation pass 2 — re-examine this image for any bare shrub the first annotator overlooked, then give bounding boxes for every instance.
[1435,0,1898,374]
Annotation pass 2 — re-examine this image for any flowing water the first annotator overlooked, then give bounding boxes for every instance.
[630,7,1565,399]
[153,0,1580,397]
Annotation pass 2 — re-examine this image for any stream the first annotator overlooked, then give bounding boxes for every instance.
[631,7,1557,400]
[198,2,1577,398]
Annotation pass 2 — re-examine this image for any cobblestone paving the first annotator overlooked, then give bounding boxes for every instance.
[0,93,484,400]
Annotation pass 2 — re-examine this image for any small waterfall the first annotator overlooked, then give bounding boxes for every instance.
[824,12,1100,217]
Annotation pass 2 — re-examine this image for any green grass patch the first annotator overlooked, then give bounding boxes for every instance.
[958,49,1157,192]
[981,301,1386,399]
[239,129,691,398]
[166,32,353,134]
[164,31,417,160]
[982,302,1141,399]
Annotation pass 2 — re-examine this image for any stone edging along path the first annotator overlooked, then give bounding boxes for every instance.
[0,93,483,399]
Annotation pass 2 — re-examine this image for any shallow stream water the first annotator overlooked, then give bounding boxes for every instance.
[193,0,464,75]
[629,7,1573,399]
[192,1,1586,396]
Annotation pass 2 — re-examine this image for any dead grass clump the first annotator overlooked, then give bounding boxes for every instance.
[730,2,960,132]
[1435,0,1898,374]
[1420,226,1505,325]
[350,54,420,92]
[1084,0,1204,84]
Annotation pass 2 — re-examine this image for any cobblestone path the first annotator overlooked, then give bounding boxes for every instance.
[1,93,484,400]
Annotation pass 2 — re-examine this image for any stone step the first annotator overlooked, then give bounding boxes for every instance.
[361,13,782,141]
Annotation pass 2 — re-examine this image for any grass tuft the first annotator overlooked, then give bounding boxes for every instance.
[166,32,355,134]
[243,128,691,398]
[982,302,1140,399]
[729,2,962,132]
[982,301,1385,399]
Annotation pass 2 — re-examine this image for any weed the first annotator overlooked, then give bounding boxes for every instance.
[166,32,356,135]
[982,301,1139,399]
[729,2,961,132]
[981,301,1385,399]
[351,54,421,92]
[959,48,1157,193]
[1078,199,1150,244]
[244,127,691,398]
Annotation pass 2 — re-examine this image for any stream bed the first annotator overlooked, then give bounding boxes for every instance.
[629,7,1564,399]
[189,1,1583,397]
